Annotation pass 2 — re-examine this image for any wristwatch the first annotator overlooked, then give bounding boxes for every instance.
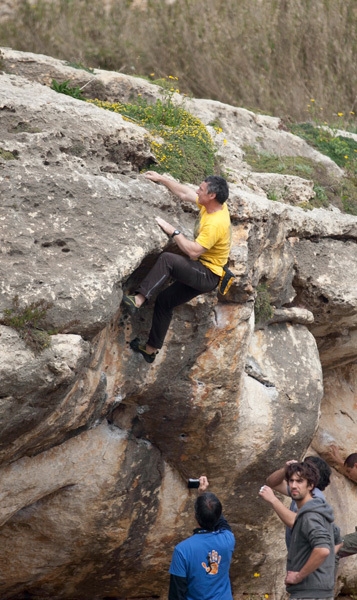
[171,229,181,238]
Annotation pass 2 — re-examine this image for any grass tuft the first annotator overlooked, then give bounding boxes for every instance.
[0,296,54,354]
[51,79,85,100]
[0,148,19,160]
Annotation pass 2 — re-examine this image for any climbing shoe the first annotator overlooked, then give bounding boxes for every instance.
[130,338,157,364]
[122,294,140,311]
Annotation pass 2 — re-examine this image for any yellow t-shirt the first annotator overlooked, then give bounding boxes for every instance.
[194,199,231,277]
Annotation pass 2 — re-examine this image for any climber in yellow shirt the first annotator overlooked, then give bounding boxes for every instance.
[122,171,231,363]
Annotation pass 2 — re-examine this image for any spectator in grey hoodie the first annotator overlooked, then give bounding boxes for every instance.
[263,456,340,551]
[284,461,336,600]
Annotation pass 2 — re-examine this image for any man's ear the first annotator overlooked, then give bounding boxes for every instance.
[307,482,314,492]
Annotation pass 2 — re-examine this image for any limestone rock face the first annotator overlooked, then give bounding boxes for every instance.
[0,48,357,599]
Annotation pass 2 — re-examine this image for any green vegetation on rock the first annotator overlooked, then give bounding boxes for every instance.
[244,144,357,215]
[0,296,54,354]
[88,87,217,183]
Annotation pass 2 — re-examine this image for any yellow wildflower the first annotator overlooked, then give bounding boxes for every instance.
[254,572,260,578]
[310,98,315,102]
[337,112,344,117]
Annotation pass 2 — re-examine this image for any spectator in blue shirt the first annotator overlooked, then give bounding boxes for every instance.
[169,476,235,600]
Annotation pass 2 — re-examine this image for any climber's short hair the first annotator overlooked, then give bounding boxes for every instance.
[205,176,229,204]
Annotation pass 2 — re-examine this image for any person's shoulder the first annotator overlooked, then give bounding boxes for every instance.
[215,528,235,546]
[313,488,326,499]
[299,497,334,521]
[219,203,231,224]
[223,529,235,543]
[175,532,205,550]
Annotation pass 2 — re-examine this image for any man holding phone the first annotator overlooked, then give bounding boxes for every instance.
[168,475,235,600]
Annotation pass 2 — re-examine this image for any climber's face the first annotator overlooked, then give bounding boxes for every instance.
[196,181,215,207]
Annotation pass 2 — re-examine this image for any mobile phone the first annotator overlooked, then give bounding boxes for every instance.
[188,478,200,489]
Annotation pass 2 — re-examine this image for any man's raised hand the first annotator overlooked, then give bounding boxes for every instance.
[155,216,175,237]
[198,475,209,492]
[145,171,163,183]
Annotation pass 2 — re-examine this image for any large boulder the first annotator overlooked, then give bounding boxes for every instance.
[0,48,356,599]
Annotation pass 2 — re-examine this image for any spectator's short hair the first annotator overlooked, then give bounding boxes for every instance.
[304,456,331,491]
[344,453,357,468]
[205,176,229,204]
[285,461,320,489]
[194,492,222,531]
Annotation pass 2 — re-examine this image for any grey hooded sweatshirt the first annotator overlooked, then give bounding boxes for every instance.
[286,497,336,598]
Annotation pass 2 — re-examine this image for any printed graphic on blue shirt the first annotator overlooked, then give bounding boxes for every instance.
[201,549,221,574]
[169,529,235,600]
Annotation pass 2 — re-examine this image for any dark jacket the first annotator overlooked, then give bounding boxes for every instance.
[286,497,336,598]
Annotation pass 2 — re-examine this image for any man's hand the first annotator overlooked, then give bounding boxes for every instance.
[145,171,164,183]
[155,216,176,237]
[323,444,344,466]
[285,571,303,585]
[258,485,277,504]
[259,484,296,528]
[198,475,209,492]
[156,216,205,260]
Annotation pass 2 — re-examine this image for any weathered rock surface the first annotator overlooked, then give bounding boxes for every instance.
[0,48,356,599]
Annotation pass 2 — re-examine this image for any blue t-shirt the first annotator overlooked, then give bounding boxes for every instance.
[169,529,235,600]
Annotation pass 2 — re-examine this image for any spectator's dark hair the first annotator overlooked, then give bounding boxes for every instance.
[194,492,222,531]
[344,453,357,468]
[304,456,331,491]
[205,176,229,204]
[285,461,320,489]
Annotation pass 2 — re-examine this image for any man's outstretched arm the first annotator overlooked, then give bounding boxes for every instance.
[145,171,197,203]
[144,172,205,259]
[259,485,296,528]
